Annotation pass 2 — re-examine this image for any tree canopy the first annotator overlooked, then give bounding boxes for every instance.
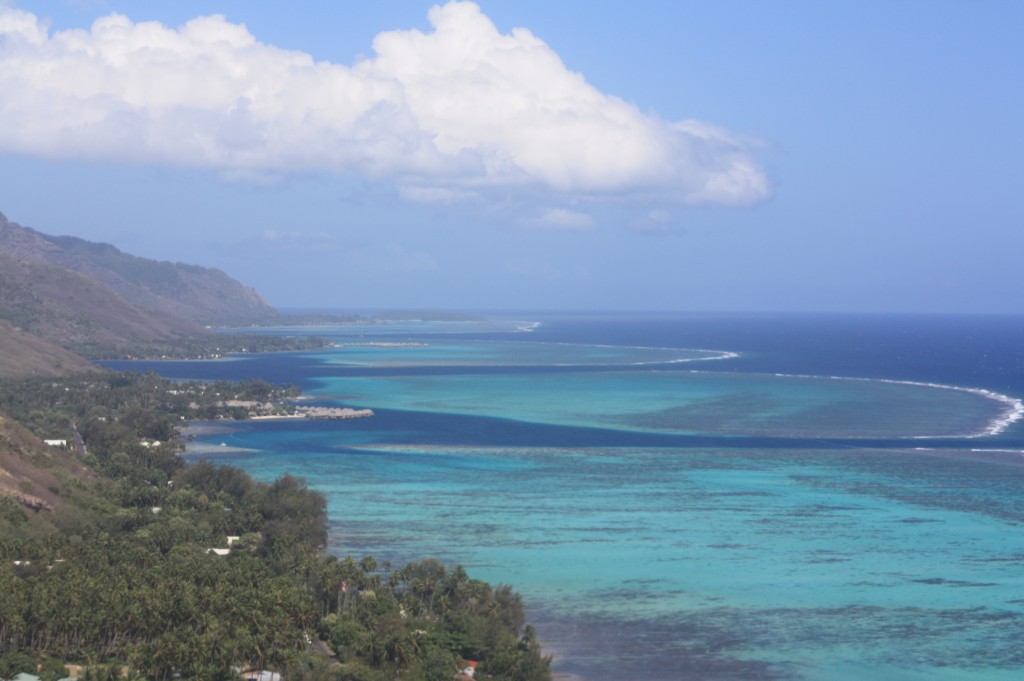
[0,372,551,680]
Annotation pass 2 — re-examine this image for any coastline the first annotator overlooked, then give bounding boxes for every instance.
[158,313,1024,681]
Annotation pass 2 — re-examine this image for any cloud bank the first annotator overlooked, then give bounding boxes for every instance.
[0,2,769,214]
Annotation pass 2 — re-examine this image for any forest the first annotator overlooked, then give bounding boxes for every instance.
[0,372,551,681]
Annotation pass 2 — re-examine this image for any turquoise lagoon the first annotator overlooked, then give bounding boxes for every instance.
[132,316,1024,680]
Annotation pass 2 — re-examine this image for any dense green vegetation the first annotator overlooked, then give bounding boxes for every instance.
[0,373,551,680]
[72,333,334,361]
[0,373,300,451]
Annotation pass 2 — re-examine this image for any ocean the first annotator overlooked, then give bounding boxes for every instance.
[102,312,1024,680]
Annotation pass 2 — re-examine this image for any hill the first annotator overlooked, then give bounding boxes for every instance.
[0,252,202,357]
[0,210,335,370]
[0,211,277,324]
[0,320,98,377]
[0,412,105,537]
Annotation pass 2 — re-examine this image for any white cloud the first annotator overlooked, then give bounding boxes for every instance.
[398,185,482,204]
[534,208,596,231]
[0,2,770,213]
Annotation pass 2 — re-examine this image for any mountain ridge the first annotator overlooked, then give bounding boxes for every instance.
[0,251,203,356]
[0,211,278,324]
[0,209,319,375]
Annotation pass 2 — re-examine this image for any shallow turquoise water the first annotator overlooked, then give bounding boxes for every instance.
[176,321,1024,680]
[312,368,1000,439]
[309,339,726,368]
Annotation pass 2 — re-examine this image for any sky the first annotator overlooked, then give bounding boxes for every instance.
[1,1,1022,313]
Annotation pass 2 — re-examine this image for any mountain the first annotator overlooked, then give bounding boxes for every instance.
[0,319,98,377]
[0,251,202,356]
[0,212,277,324]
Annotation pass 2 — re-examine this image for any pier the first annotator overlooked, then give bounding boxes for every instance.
[296,406,374,420]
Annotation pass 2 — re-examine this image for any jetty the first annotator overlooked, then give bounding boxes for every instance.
[336,342,428,348]
[295,406,374,420]
[220,399,374,421]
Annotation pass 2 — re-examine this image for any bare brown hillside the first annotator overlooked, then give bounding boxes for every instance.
[0,320,98,377]
[0,252,202,352]
[0,211,278,324]
[0,412,102,535]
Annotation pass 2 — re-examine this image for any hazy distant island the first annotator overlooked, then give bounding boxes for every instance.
[0,210,550,680]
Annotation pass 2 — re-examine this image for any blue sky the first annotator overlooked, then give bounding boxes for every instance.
[1,1,1022,313]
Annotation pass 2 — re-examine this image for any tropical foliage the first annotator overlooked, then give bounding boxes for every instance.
[0,373,551,680]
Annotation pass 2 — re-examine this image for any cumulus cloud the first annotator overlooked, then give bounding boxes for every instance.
[0,2,769,215]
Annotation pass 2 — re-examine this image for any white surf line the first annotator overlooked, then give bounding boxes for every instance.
[758,371,1024,439]
[871,377,1020,438]
[544,350,738,367]
[463,338,740,365]
[649,350,740,364]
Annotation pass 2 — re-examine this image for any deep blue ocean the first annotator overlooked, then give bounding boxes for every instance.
[103,312,1024,681]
